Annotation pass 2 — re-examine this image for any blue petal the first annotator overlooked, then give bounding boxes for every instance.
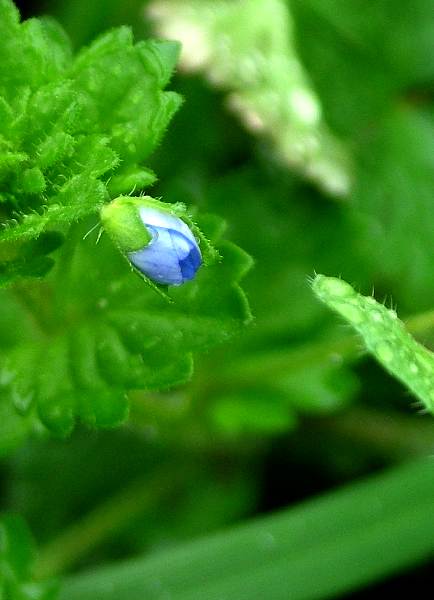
[178,241,202,281]
[128,210,202,286]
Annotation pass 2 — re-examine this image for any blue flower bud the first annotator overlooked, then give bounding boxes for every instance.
[100,197,203,288]
[128,207,202,286]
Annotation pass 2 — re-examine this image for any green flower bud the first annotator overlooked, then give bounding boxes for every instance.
[100,196,152,253]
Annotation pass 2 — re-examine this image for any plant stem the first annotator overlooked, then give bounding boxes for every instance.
[219,335,358,386]
[219,307,434,386]
[34,466,185,580]
[311,406,434,458]
[51,222,83,324]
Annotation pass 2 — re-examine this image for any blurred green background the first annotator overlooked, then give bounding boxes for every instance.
[2,1,434,597]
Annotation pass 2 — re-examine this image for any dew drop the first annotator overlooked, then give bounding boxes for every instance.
[376,343,393,363]
[339,303,363,324]
[316,276,354,299]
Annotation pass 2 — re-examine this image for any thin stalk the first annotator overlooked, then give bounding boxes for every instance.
[51,222,83,324]
[311,406,434,458]
[34,466,186,580]
[219,307,434,386]
[218,335,358,386]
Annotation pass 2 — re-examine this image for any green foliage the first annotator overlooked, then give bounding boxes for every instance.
[60,459,434,600]
[101,195,220,298]
[0,232,63,289]
[0,0,252,439]
[1,1,434,599]
[312,275,434,414]
[1,214,250,437]
[0,514,58,599]
[0,0,181,283]
[149,0,351,197]
[353,109,434,311]
[179,167,361,432]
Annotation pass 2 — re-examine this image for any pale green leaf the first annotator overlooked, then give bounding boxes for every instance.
[312,274,434,414]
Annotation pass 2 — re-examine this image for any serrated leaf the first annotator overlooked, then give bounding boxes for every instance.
[0,214,251,436]
[0,176,106,244]
[312,274,434,414]
[0,5,182,279]
[107,166,157,197]
[0,232,63,289]
[0,1,252,445]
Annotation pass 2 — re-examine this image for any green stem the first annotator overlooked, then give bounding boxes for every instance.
[11,223,84,334]
[311,406,434,458]
[51,222,83,324]
[219,335,358,386]
[12,282,50,336]
[34,466,186,580]
[220,307,434,386]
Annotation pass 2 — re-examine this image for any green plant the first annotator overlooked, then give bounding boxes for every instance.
[1,0,434,598]
[0,515,58,599]
[0,0,251,443]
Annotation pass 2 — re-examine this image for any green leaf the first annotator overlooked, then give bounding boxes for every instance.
[149,0,352,197]
[312,274,434,414]
[353,109,434,313]
[0,214,251,436]
[0,514,58,599]
[0,232,64,289]
[209,389,297,436]
[0,396,35,457]
[292,0,434,92]
[272,363,358,414]
[59,458,434,600]
[0,177,107,245]
[0,3,181,283]
[0,3,253,443]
